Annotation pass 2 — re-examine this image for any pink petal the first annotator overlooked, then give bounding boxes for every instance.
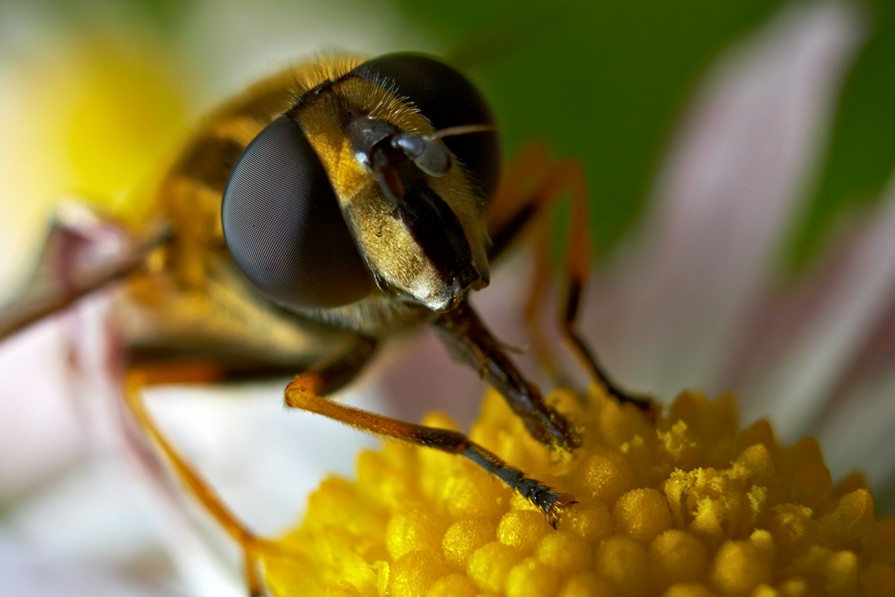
[0,536,173,597]
[818,368,895,507]
[584,2,864,402]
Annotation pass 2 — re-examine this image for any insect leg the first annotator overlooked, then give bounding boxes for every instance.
[487,144,653,413]
[0,202,170,341]
[283,358,574,526]
[433,298,579,450]
[486,144,572,383]
[523,208,565,382]
[123,366,286,597]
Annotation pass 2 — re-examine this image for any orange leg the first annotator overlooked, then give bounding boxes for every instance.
[488,144,652,413]
[122,365,288,597]
[283,364,574,526]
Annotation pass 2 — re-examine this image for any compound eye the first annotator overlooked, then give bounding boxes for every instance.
[222,115,373,309]
[353,54,501,200]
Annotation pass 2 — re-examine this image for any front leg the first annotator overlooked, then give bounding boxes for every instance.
[432,298,580,451]
[283,327,575,525]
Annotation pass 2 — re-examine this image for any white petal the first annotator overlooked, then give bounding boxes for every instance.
[818,370,895,510]
[2,459,179,596]
[0,321,88,499]
[585,2,864,401]
[744,169,895,439]
[0,535,173,597]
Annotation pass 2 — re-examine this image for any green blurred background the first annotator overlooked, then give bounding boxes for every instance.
[436,0,894,270]
[1,0,893,270]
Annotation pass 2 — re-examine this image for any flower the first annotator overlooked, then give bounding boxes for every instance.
[260,386,895,595]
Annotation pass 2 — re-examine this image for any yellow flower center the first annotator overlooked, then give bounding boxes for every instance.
[260,387,895,596]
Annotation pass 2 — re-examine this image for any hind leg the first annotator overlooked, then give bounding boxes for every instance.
[487,144,652,413]
[119,338,379,595]
[122,364,289,596]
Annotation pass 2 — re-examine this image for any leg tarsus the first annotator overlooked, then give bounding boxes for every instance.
[560,267,655,418]
[458,441,574,526]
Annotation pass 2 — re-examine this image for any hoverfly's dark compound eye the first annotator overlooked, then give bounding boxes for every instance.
[222,116,373,309]
[352,54,502,200]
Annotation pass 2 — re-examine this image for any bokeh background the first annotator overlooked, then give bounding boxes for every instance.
[1,1,893,595]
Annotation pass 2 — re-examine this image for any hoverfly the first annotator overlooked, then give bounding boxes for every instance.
[0,53,649,594]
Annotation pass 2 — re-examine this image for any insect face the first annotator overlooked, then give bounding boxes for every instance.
[222,54,500,314]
